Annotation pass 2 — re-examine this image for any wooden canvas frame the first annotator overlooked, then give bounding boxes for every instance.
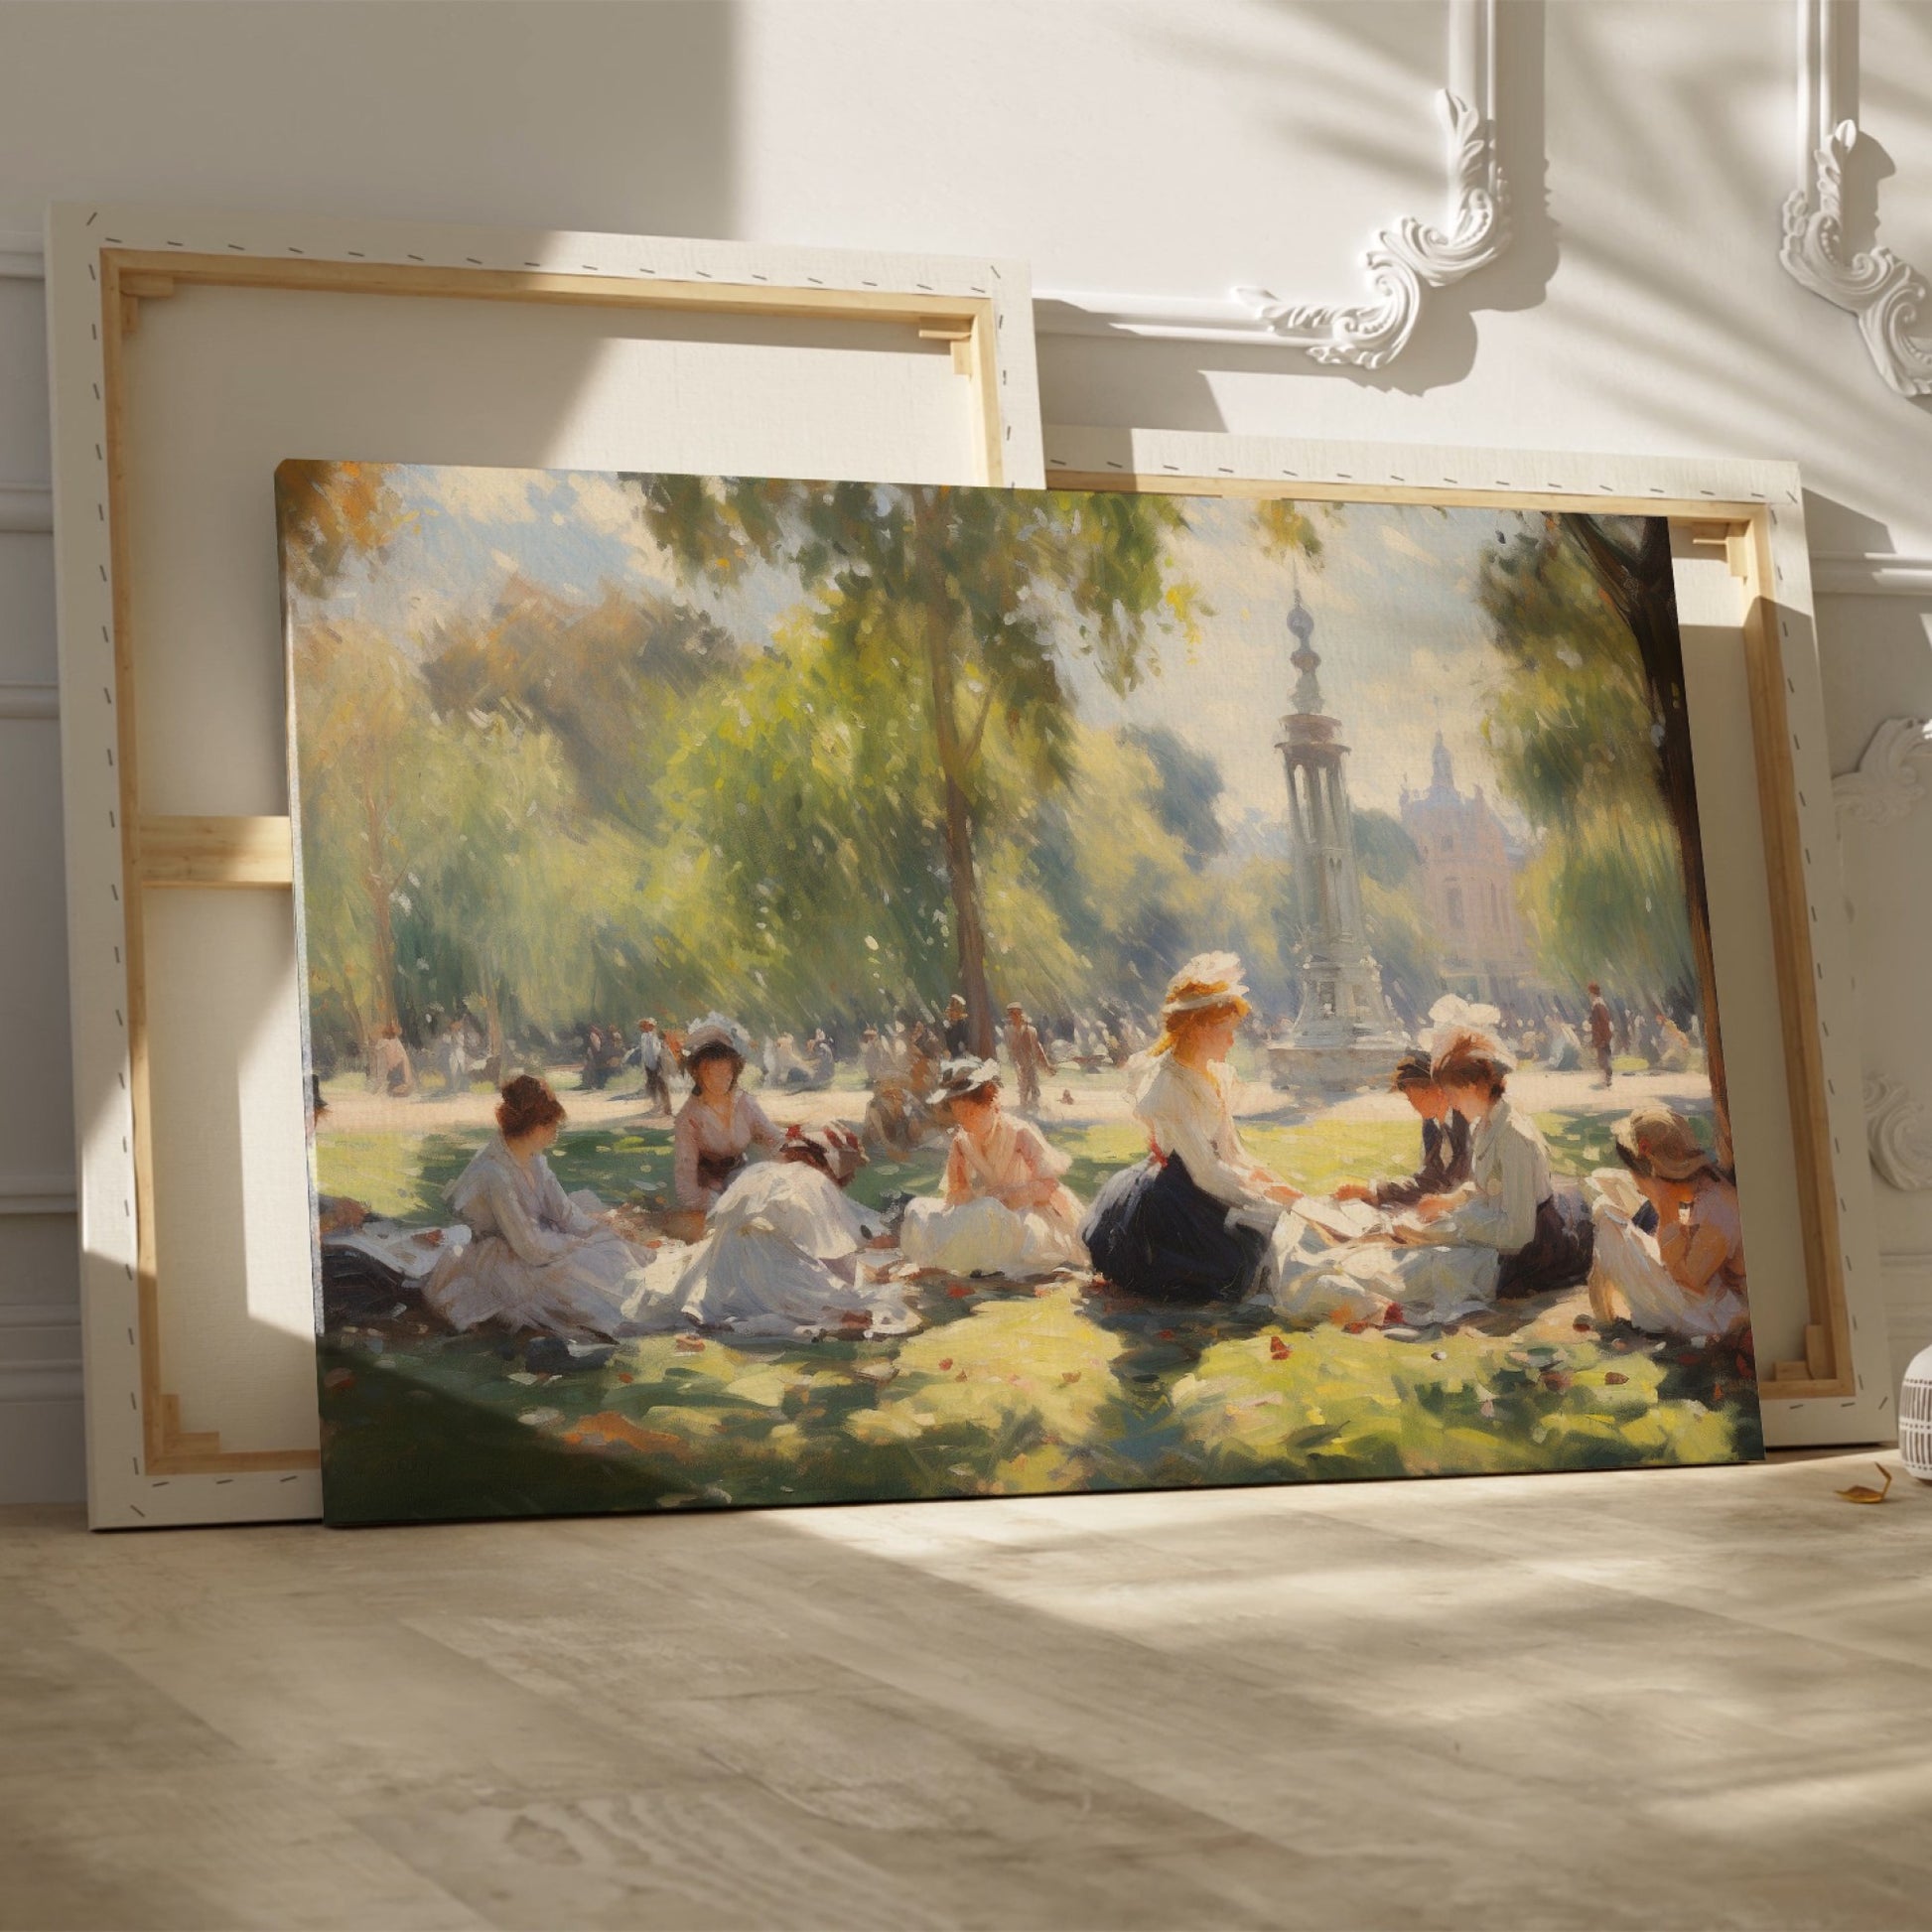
[47,203,1043,1525]
[1043,425,1890,1448]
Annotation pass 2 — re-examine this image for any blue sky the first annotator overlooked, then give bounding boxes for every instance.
[294,465,1538,829]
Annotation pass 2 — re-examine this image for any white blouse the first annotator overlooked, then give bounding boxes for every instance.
[1133,1056,1280,1210]
[1435,1096,1552,1253]
[446,1137,600,1262]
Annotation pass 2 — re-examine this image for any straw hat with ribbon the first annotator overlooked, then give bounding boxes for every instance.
[1611,1104,1720,1183]
[1149,953,1250,1055]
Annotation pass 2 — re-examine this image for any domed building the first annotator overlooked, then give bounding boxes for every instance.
[1400,733,1534,1007]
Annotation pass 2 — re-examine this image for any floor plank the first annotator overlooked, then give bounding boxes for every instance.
[2,1453,1929,1930]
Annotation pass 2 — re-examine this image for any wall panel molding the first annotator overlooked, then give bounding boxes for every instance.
[0,1302,82,1408]
[0,230,42,281]
[0,683,58,722]
[0,482,54,532]
[0,1173,78,1216]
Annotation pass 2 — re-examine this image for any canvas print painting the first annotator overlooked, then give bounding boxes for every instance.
[279,461,1763,1525]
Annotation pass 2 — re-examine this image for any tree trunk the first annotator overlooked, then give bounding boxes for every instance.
[481,977,506,1088]
[941,768,998,1057]
[911,499,1000,1058]
[360,778,400,1038]
[1567,517,1732,1170]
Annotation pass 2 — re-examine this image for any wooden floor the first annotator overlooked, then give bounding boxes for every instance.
[4,1450,1931,1931]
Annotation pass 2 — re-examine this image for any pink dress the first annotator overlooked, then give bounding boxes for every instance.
[900,1112,1087,1276]
[672,1089,782,1208]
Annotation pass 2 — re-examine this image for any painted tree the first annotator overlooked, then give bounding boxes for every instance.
[1478,516,1730,1164]
[290,619,426,1057]
[420,575,740,839]
[624,480,1213,1054]
[412,709,653,1078]
[1563,514,1730,1166]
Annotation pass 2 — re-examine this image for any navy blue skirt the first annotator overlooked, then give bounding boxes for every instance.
[1080,1155,1269,1306]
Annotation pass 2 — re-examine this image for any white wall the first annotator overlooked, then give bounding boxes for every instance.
[3,0,1929,1502]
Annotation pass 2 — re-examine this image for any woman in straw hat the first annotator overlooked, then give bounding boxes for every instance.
[1080,954,1304,1304]
[900,1058,1087,1278]
[1587,1104,1747,1337]
[662,1121,916,1341]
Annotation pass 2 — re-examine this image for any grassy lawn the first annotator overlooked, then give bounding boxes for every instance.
[314,1103,1755,1525]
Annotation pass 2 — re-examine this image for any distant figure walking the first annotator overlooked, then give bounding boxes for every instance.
[632,1017,672,1115]
[1004,1002,1054,1113]
[439,1016,470,1097]
[1587,982,1614,1088]
[581,1023,610,1092]
[943,993,972,1057]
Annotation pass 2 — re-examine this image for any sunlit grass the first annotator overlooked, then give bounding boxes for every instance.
[314,1102,1757,1526]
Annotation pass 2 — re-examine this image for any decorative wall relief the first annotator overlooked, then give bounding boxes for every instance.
[1863,1075,1932,1193]
[1836,718,1932,1190]
[1833,716,1932,827]
[1781,0,1932,400]
[1035,0,1510,368]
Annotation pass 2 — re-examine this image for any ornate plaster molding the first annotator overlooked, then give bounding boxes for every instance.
[1864,1074,1932,1192]
[1035,0,1509,368]
[1834,716,1932,826]
[1838,720,1932,1192]
[1780,0,1932,399]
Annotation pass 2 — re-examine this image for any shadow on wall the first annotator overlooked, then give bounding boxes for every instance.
[1035,0,1555,419]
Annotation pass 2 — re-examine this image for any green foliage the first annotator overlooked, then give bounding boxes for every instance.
[1478,529,1696,1003]
[1123,724,1226,864]
[294,479,1340,1056]
[1345,808,1435,1025]
[420,577,740,839]
[1352,806,1422,889]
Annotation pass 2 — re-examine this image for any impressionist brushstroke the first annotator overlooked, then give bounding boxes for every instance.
[281,462,1760,1524]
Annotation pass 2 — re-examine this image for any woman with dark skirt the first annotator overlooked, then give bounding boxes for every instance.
[1081,953,1302,1304]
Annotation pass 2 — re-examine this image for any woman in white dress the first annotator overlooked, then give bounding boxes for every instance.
[422,1075,655,1336]
[671,1014,782,1222]
[900,1059,1088,1277]
[1368,1030,1591,1320]
[1081,954,1310,1306]
[1587,1105,1747,1338]
[668,1123,916,1340]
